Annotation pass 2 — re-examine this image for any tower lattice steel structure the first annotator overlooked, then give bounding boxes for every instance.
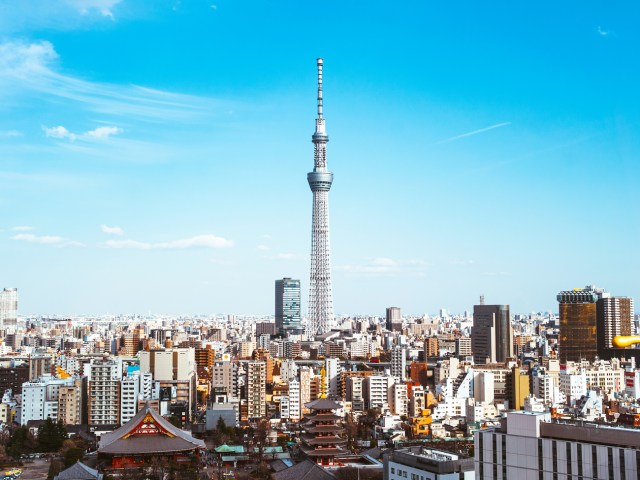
[306,58,334,338]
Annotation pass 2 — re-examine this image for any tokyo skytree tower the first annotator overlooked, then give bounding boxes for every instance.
[306,58,335,338]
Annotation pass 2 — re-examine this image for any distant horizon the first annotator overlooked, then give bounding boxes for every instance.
[1,2,638,314]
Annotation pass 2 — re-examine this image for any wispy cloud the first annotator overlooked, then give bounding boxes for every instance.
[103,234,233,250]
[449,259,475,266]
[597,26,613,37]
[11,233,83,247]
[0,0,124,32]
[257,244,270,251]
[11,226,34,231]
[336,257,428,276]
[42,125,123,142]
[435,122,511,145]
[101,224,124,236]
[0,41,223,123]
[481,271,512,277]
[0,130,22,138]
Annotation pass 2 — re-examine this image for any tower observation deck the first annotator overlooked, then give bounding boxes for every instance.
[306,58,335,338]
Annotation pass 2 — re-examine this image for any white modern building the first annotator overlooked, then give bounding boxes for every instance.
[385,447,474,480]
[475,410,640,479]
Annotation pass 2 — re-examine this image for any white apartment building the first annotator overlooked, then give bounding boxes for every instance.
[409,385,427,418]
[280,359,298,382]
[89,360,121,426]
[476,411,640,480]
[385,447,474,480]
[364,375,394,410]
[390,382,408,416]
[324,358,342,398]
[120,375,140,424]
[559,371,588,405]
[288,379,300,420]
[21,377,74,425]
[345,376,365,412]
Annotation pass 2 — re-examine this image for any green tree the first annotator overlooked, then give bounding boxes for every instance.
[6,426,35,458]
[37,418,68,452]
[47,459,64,480]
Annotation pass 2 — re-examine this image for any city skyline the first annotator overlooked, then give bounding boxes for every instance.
[0,2,639,315]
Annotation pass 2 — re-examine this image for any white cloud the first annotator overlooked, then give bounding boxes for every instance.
[336,257,428,276]
[11,226,34,231]
[71,0,122,19]
[86,126,123,139]
[11,232,84,248]
[0,1,124,32]
[274,253,295,260]
[371,257,398,267]
[101,224,124,236]
[104,234,233,250]
[597,26,612,37]
[43,125,76,141]
[0,41,221,123]
[435,122,511,145]
[12,233,64,244]
[43,124,123,142]
[257,245,270,251]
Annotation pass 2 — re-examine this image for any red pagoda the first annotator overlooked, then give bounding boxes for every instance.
[98,404,205,471]
[301,398,347,466]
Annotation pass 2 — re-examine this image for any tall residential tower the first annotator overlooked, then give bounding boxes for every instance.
[306,58,335,338]
[275,278,302,336]
[0,288,17,329]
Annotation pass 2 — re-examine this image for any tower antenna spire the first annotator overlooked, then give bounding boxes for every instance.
[317,58,323,118]
[307,57,334,338]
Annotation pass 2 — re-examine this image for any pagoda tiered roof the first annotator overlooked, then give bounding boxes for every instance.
[301,434,347,446]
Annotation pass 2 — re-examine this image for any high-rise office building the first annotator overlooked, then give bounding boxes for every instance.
[472,304,513,364]
[391,345,407,380]
[386,307,402,332]
[0,288,17,328]
[275,278,302,336]
[246,361,266,419]
[558,285,637,363]
[597,296,635,360]
[558,287,600,363]
[306,58,335,338]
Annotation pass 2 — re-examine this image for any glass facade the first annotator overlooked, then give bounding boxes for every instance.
[275,278,301,336]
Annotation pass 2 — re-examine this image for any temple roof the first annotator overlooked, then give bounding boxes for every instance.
[305,398,342,410]
[53,462,102,480]
[271,459,335,480]
[99,404,205,455]
[307,425,345,434]
[301,447,346,457]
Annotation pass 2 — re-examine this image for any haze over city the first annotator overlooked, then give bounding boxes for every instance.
[1,1,638,315]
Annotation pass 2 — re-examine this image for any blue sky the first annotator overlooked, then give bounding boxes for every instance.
[0,1,638,316]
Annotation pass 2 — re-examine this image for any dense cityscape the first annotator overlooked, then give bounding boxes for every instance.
[1,55,640,480]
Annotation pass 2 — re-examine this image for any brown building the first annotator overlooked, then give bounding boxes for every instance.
[252,349,274,384]
[559,286,638,363]
[0,364,29,395]
[409,361,429,387]
[195,346,215,379]
[424,337,439,358]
